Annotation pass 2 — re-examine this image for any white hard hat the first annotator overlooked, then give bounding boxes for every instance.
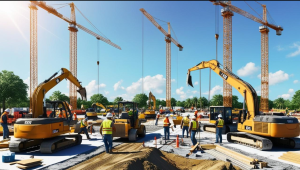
[5,108,10,113]
[187,114,190,117]
[157,113,160,115]
[130,109,133,111]
[192,115,197,119]
[73,112,76,115]
[106,113,113,118]
[218,114,222,118]
[166,114,170,117]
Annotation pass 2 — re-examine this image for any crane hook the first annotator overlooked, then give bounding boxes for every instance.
[215,34,219,40]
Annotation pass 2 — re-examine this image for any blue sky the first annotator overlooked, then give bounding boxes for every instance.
[0,1,299,102]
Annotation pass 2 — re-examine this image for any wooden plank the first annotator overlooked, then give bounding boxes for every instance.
[279,156,300,165]
[216,145,256,164]
[279,155,300,162]
[17,162,43,169]
[205,127,216,133]
[200,144,216,150]
[190,142,199,152]
[9,159,42,165]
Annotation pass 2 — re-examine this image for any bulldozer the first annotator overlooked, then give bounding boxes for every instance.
[187,60,300,150]
[113,101,147,141]
[9,68,87,153]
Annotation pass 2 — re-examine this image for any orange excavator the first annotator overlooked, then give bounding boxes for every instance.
[9,68,87,153]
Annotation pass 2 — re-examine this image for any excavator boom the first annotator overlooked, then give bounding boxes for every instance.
[32,68,86,118]
[92,103,108,113]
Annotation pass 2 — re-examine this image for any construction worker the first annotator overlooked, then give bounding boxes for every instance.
[189,116,198,146]
[194,110,198,119]
[128,109,133,116]
[73,112,77,120]
[215,114,224,143]
[100,113,116,153]
[78,117,91,140]
[1,109,10,140]
[155,113,160,126]
[181,114,190,138]
[81,104,84,110]
[163,114,171,140]
[286,107,289,116]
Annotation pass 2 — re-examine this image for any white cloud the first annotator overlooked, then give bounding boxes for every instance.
[192,90,198,94]
[257,70,289,85]
[294,80,299,84]
[85,80,106,99]
[288,89,294,94]
[204,85,223,98]
[176,87,187,100]
[23,77,30,97]
[237,62,259,77]
[194,81,199,85]
[104,90,109,95]
[287,42,300,57]
[278,88,295,100]
[276,45,284,51]
[126,74,166,95]
[114,80,125,91]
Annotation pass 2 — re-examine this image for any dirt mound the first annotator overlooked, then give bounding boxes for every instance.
[68,143,241,170]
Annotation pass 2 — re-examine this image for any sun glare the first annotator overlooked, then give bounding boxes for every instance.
[0,1,16,15]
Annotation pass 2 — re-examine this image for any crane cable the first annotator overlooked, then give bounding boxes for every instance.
[142,14,144,94]
[97,39,100,95]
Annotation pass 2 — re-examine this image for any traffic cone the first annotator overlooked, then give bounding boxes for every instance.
[154,136,157,148]
[143,141,145,147]
[176,135,179,148]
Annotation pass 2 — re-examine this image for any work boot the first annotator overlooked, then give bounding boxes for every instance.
[109,149,113,154]
[87,136,91,140]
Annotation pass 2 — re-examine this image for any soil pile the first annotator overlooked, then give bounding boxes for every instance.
[68,143,241,170]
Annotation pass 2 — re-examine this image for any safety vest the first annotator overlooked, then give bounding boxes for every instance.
[192,120,197,131]
[183,117,190,126]
[73,113,77,120]
[163,118,169,127]
[102,120,113,135]
[128,111,133,116]
[217,119,224,128]
[80,120,87,128]
[0,113,8,123]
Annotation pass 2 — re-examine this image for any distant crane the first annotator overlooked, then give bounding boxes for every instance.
[211,1,283,112]
[140,8,183,108]
[29,1,121,109]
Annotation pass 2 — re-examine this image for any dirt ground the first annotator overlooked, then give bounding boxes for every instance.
[68,143,241,170]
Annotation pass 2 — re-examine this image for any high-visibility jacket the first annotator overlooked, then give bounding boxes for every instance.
[102,119,113,135]
[128,111,133,116]
[0,113,8,124]
[191,120,197,131]
[163,118,170,127]
[73,113,77,120]
[183,117,190,127]
[80,120,87,128]
[156,114,160,119]
[217,119,224,128]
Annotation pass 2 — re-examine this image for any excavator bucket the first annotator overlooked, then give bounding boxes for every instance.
[77,88,87,101]
[187,72,194,87]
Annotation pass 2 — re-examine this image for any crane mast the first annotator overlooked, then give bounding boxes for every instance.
[140,8,183,108]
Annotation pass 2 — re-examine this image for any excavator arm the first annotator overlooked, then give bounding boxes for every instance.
[187,60,259,120]
[92,103,108,112]
[149,91,156,110]
[32,68,87,118]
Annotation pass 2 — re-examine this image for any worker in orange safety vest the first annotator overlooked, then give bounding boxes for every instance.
[163,114,171,140]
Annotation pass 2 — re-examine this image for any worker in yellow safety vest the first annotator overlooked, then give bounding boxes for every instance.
[181,114,190,138]
[100,113,116,153]
[215,114,224,143]
[128,109,133,116]
[77,117,91,140]
[163,114,171,140]
[189,116,199,146]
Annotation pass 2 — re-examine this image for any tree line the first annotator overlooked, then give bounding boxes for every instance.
[1,70,300,111]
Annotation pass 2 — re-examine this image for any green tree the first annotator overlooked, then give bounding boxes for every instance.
[49,91,70,103]
[90,94,109,105]
[210,94,223,106]
[292,90,300,109]
[0,70,28,112]
[185,98,192,108]
[171,98,177,106]
[198,97,208,109]
[192,97,198,108]
[77,97,93,109]
[160,100,166,107]
[176,101,184,107]
[132,93,148,108]
[6,97,30,108]
[274,97,285,109]
[114,97,123,104]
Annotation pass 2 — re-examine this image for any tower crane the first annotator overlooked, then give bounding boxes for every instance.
[140,8,183,108]
[211,1,283,112]
[29,1,121,109]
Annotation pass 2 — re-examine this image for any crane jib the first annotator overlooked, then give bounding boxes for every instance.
[219,71,228,80]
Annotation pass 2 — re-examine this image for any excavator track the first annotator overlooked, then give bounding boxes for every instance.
[9,139,43,152]
[227,132,273,150]
[40,134,82,153]
[271,137,300,149]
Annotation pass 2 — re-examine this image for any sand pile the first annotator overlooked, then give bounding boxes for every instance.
[68,143,241,170]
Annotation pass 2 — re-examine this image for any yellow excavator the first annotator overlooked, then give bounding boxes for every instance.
[9,68,87,153]
[144,91,157,119]
[187,60,300,150]
[86,103,108,120]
